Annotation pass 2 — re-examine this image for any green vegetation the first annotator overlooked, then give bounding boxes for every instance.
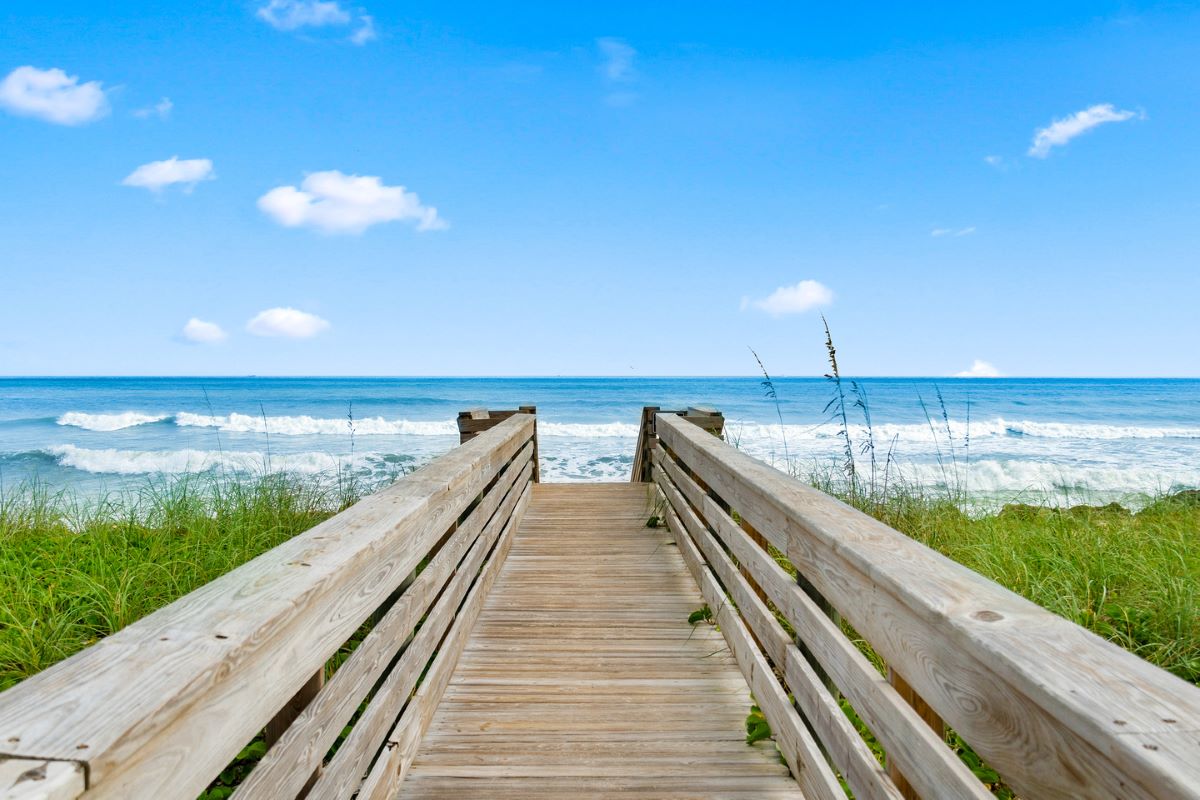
[860,489,1199,683]
[0,473,350,691]
[793,320,1200,684]
[744,703,772,745]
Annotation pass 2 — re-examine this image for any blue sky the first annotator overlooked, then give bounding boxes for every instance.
[1,2,1197,377]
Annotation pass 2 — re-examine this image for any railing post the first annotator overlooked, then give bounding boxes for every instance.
[632,406,723,482]
[887,667,945,799]
[631,406,660,482]
[457,407,538,481]
[265,670,325,795]
[518,406,539,482]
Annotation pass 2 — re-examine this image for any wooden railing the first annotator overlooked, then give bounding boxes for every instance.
[0,412,537,800]
[649,411,1200,800]
[630,405,724,482]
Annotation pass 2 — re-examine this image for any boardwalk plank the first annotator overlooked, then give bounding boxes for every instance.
[402,483,805,799]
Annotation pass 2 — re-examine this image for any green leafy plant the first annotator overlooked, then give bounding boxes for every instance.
[745,704,772,745]
[198,737,267,799]
[687,604,713,625]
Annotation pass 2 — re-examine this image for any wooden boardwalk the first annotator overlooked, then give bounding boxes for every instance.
[6,409,1200,800]
[403,483,804,799]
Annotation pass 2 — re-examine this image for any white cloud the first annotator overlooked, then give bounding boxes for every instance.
[181,318,227,344]
[0,66,108,125]
[257,0,350,29]
[258,170,446,234]
[742,280,834,316]
[133,97,173,120]
[597,38,636,81]
[257,0,375,44]
[350,14,377,44]
[984,155,1003,167]
[246,307,330,338]
[955,359,1002,378]
[1028,103,1137,158]
[931,226,975,237]
[122,157,215,193]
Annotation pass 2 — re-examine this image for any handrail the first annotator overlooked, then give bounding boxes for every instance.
[630,405,724,482]
[651,411,1200,800]
[0,413,537,800]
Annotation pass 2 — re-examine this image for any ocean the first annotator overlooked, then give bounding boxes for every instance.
[1,377,1197,507]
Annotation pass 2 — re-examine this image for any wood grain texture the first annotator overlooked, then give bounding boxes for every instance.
[235,451,533,800]
[654,460,900,800]
[657,413,1200,800]
[401,483,805,800]
[0,416,534,800]
[0,760,84,800]
[309,481,532,800]
[656,480,842,800]
[653,444,988,800]
[355,482,528,800]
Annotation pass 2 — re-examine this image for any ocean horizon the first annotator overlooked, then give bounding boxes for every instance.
[2,376,1197,507]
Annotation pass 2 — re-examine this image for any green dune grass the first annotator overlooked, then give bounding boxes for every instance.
[0,474,345,691]
[854,490,1199,684]
[1,472,1195,692]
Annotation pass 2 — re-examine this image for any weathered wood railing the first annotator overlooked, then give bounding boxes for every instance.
[630,405,724,482]
[0,412,537,800]
[648,410,1200,800]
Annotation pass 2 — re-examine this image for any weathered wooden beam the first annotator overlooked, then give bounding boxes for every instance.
[0,416,535,800]
[0,760,84,800]
[652,442,987,799]
[656,412,1200,800]
[630,406,723,482]
[457,407,539,481]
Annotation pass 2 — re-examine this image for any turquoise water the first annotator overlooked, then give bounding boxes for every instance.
[1,377,1197,505]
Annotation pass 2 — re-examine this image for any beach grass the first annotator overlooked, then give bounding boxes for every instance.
[0,473,348,691]
[0,467,1195,799]
[872,490,1199,683]
[2,471,1195,692]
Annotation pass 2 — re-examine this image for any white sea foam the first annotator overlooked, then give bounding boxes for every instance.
[174,412,458,437]
[897,459,1200,498]
[172,414,642,438]
[726,418,1200,444]
[56,411,169,431]
[55,410,1197,443]
[539,422,640,438]
[47,444,383,476]
[41,441,1200,503]
[40,407,1200,502]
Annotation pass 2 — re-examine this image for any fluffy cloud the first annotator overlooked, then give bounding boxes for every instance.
[597,38,637,105]
[258,171,446,234]
[1028,104,1137,158]
[257,0,350,29]
[349,15,377,44]
[931,226,975,237]
[955,359,1002,378]
[134,97,173,120]
[246,307,330,338]
[597,38,636,81]
[181,318,228,344]
[122,157,215,193]
[742,280,834,316]
[257,0,375,43]
[0,66,108,125]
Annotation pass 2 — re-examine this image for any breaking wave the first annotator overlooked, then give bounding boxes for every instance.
[45,445,407,476]
[53,411,1200,442]
[173,412,458,437]
[56,412,170,431]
